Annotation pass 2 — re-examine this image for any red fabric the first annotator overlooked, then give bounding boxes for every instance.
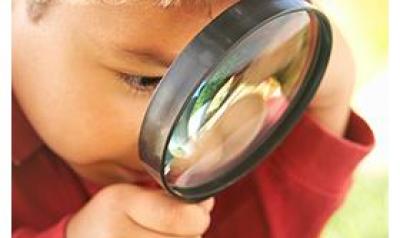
[12,96,374,238]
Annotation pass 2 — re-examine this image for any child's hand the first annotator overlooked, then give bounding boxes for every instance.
[308,5,356,137]
[66,184,214,238]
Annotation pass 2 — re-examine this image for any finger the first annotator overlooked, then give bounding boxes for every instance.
[126,216,205,238]
[199,197,215,213]
[115,184,212,237]
[123,218,190,238]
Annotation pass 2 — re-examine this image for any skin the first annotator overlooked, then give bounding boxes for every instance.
[13,0,237,184]
[12,0,355,237]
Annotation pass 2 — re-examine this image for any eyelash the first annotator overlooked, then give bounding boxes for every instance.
[118,73,162,92]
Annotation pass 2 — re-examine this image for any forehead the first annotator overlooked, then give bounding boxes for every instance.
[53,0,239,65]
[62,0,231,36]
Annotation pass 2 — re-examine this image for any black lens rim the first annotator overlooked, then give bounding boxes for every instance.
[139,0,332,202]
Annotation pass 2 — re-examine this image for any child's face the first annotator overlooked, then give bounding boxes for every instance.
[13,0,238,185]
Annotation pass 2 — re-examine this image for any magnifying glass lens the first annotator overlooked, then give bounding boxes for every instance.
[164,12,318,188]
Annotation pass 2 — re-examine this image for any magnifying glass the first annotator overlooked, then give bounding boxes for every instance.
[139,0,332,201]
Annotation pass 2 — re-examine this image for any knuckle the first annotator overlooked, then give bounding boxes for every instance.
[98,223,117,238]
[96,184,129,209]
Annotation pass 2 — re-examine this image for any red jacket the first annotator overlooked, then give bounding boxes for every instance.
[12,96,374,238]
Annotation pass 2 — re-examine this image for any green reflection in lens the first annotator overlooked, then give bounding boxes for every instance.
[164,12,318,188]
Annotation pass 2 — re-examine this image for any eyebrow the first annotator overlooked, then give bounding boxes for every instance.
[119,48,174,69]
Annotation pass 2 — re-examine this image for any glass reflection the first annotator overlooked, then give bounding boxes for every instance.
[164,12,317,188]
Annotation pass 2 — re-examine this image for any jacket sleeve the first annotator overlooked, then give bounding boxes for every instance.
[12,216,72,238]
[252,110,375,237]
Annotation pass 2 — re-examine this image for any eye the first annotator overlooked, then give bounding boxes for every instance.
[119,73,162,92]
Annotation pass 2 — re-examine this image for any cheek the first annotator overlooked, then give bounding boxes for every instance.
[13,28,150,163]
[47,76,149,164]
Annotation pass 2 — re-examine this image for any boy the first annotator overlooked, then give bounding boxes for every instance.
[12,0,374,237]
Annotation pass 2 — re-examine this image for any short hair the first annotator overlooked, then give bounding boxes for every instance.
[27,0,52,21]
